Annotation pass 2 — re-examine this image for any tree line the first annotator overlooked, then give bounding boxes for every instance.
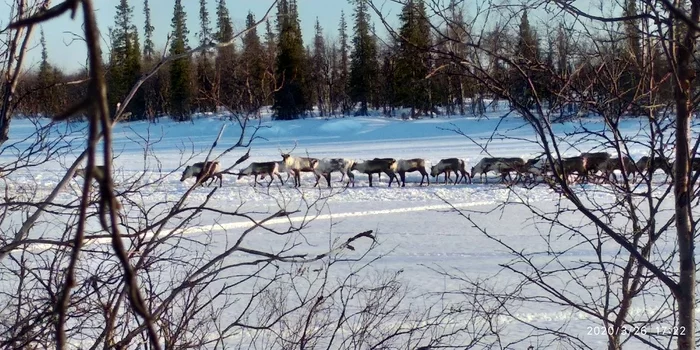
[12,0,670,121]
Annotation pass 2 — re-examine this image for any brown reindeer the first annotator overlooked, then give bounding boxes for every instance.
[430,158,470,184]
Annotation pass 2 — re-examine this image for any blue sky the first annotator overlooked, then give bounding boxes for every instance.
[4,0,402,73]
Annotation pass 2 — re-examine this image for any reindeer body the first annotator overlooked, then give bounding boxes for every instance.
[430,158,470,184]
[74,165,107,182]
[557,157,587,183]
[351,159,398,187]
[396,158,429,187]
[581,152,611,180]
[373,158,395,181]
[180,161,222,187]
[260,161,292,184]
[599,156,636,182]
[314,158,355,188]
[636,155,673,179]
[281,154,320,188]
[238,162,282,187]
[490,157,526,183]
[471,157,500,183]
[520,157,548,183]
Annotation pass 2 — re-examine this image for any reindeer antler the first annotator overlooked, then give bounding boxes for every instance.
[279,141,298,155]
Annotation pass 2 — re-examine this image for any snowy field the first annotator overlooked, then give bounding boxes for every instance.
[0,107,694,349]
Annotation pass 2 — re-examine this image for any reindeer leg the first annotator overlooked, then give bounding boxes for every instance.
[268,173,274,187]
[277,174,284,186]
[400,172,406,187]
[294,170,301,188]
[313,172,320,188]
[368,173,373,187]
[325,173,332,188]
[253,174,258,188]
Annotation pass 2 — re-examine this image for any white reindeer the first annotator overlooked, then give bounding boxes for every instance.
[237,161,283,187]
[470,157,500,183]
[396,158,430,187]
[281,153,320,187]
[314,158,355,188]
[351,158,398,187]
[180,161,223,187]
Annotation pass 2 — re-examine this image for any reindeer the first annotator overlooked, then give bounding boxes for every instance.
[598,156,636,182]
[374,158,396,181]
[281,154,320,188]
[471,157,524,183]
[314,158,355,188]
[636,155,673,179]
[490,157,526,183]
[180,161,223,187]
[554,157,588,183]
[430,158,470,184]
[351,159,398,187]
[521,157,547,183]
[581,152,611,181]
[74,165,106,182]
[237,162,283,187]
[259,161,292,185]
[471,157,500,183]
[396,158,430,187]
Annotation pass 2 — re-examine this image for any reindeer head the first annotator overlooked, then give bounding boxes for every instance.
[430,165,439,177]
[73,168,86,178]
[180,166,194,182]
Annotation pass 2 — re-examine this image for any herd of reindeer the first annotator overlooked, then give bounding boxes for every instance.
[169,151,691,189]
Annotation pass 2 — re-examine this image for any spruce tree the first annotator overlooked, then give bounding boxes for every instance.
[273,0,309,120]
[142,0,157,119]
[108,0,143,119]
[556,23,571,79]
[312,18,330,116]
[196,0,215,112]
[349,0,379,116]
[169,0,192,120]
[215,0,237,107]
[394,0,432,117]
[241,12,267,113]
[263,19,277,106]
[337,11,351,114]
[621,0,641,111]
[143,0,155,61]
[38,29,52,83]
[512,9,540,109]
[516,10,539,63]
[38,29,58,116]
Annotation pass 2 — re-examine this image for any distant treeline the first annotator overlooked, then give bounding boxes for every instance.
[13,0,678,121]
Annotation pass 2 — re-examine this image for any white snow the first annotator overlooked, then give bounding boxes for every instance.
[0,108,692,348]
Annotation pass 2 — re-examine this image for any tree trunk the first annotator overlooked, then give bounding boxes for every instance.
[673,3,699,349]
